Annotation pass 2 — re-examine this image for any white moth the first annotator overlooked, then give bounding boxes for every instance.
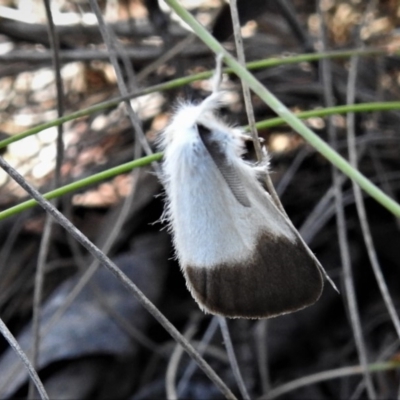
[159,60,324,319]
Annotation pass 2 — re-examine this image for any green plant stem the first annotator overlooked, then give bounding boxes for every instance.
[255,102,400,129]
[0,48,398,150]
[164,0,400,218]
[1,43,399,219]
[2,100,399,152]
[1,99,400,220]
[0,153,162,221]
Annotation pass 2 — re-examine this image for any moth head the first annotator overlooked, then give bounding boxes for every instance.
[159,92,224,148]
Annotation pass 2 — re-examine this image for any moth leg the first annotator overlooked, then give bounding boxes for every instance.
[239,133,254,142]
[253,146,270,173]
[239,133,265,144]
[252,147,272,195]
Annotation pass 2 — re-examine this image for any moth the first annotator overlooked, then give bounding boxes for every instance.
[159,60,327,319]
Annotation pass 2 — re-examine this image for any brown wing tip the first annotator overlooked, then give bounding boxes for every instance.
[184,236,323,319]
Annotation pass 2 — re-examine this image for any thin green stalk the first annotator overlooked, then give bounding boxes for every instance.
[164,0,400,218]
[245,46,398,70]
[1,99,400,220]
[1,43,399,220]
[0,48,397,150]
[2,99,399,152]
[0,153,162,221]
[255,102,400,129]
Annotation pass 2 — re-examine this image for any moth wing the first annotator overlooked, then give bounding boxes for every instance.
[198,125,251,207]
[183,183,324,319]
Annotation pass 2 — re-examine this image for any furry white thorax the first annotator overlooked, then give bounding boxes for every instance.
[159,92,296,269]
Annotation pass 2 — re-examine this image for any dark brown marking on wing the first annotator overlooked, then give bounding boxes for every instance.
[197,124,251,207]
[184,234,323,319]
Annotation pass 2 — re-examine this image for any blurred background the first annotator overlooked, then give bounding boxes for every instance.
[0,0,400,398]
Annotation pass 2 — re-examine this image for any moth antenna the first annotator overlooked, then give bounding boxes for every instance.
[198,54,225,113]
[211,54,224,94]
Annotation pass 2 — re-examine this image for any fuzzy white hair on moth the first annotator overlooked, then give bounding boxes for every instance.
[158,57,325,319]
